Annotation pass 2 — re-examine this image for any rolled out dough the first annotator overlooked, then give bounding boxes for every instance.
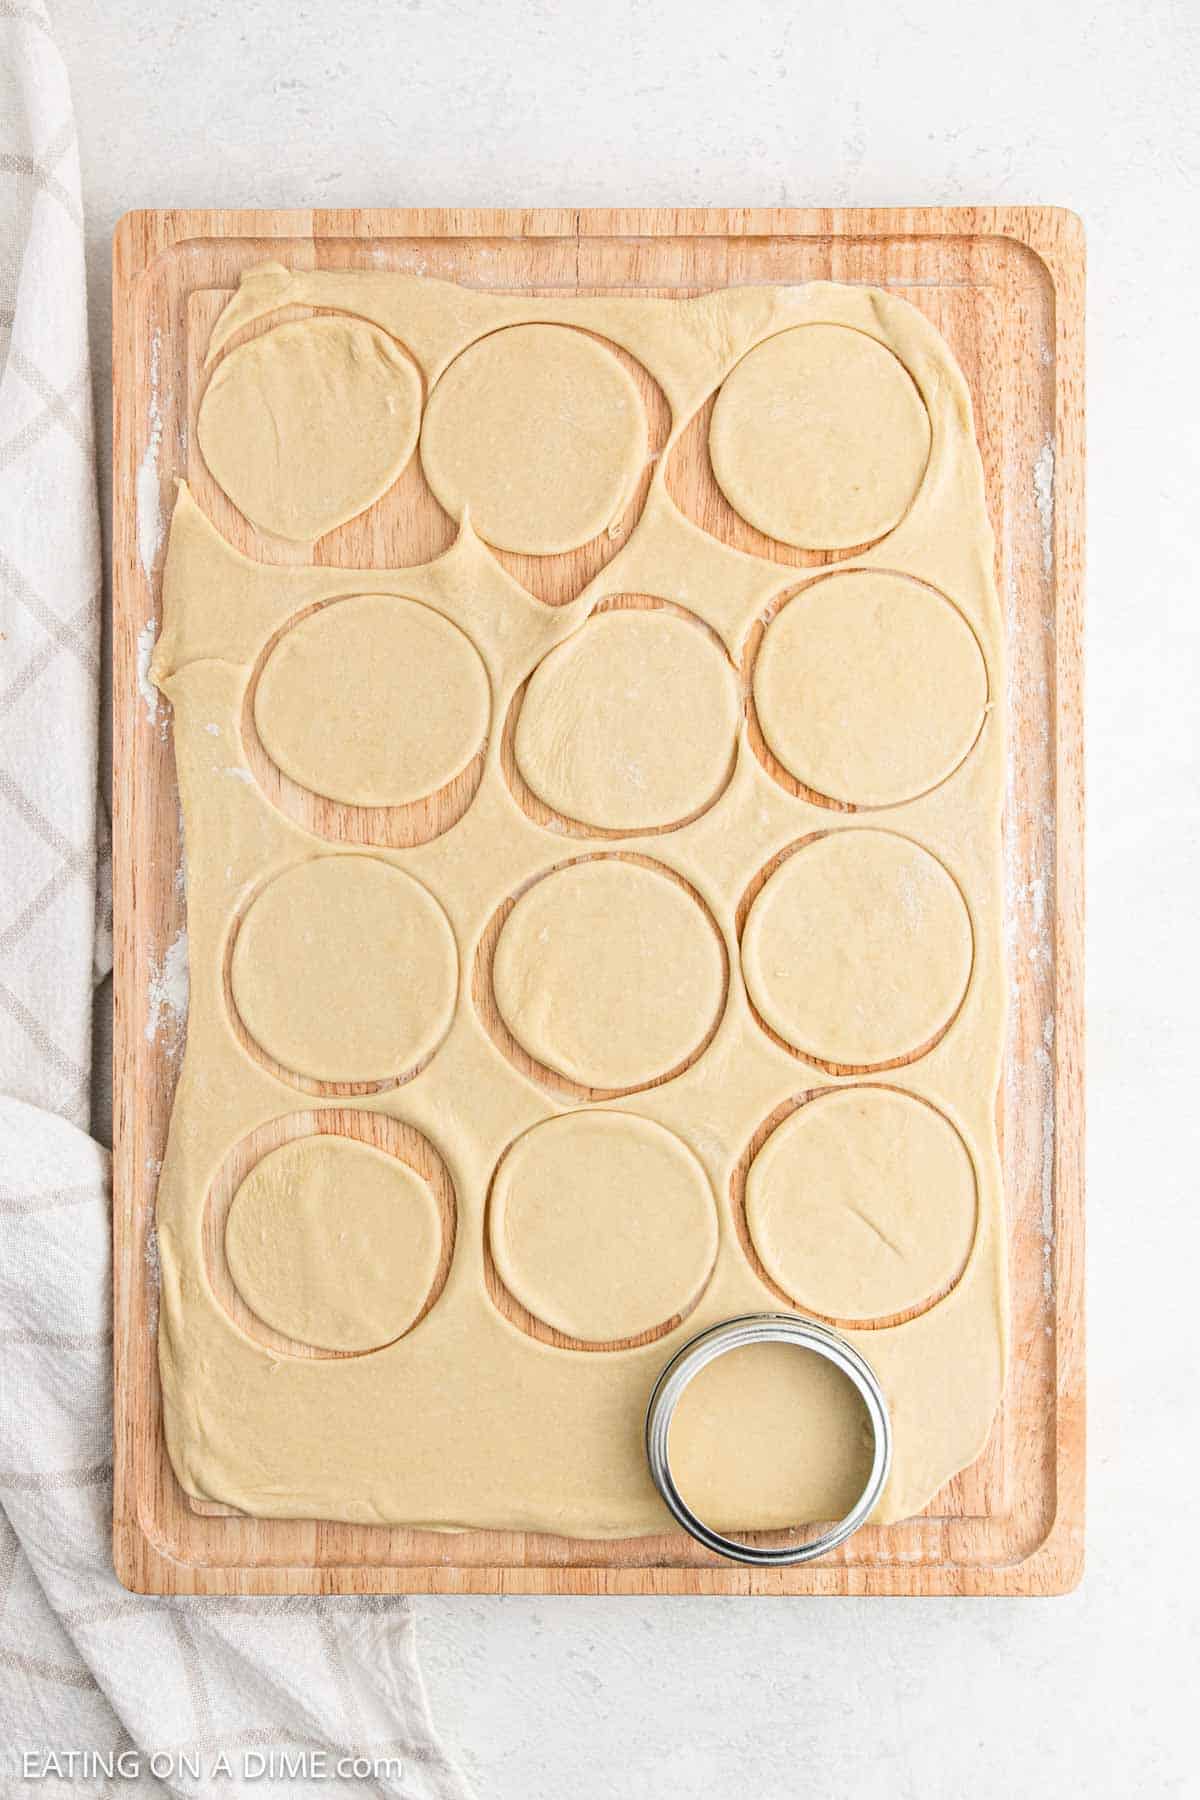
[419,323,647,554]
[225,1135,442,1353]
[254,593,490,808]
[514,608,739,831]
[740,829,973,1068]
[489,1111,718,1342]
[153,267,1007,1537]
[753,570,989,807]
[709,323,931,550]
[491,858,726,1091]
[668,1341,875,1530]
[230,855,457,1085]
[197,316,422,542]
[745,1087,978,1322]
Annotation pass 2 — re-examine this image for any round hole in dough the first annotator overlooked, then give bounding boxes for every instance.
[197,316,423,542]
[491,858,726,1092]
[709,324,931,551]
[745,1087,977,1322]
[740,830,972,1067]
[225,1136,442,1353]
[489,1111,717,1342]
[419,324,647,554]
[230,856,457,1085]
[514,609,739,831]
[668,1340,875,1532]
[753,571,988,807]
[254,595,490,809]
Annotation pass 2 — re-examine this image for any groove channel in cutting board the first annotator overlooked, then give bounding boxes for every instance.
[169,269,1003,1535]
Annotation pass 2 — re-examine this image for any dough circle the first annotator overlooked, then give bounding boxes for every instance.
[230,856,457,1084]
[491,858,725,1091]
[197,317,422,541]
[753,572,988,807]
[745,1087,977,1321]
[514,609,739,831]
[740,830,972,1067]
[225,1136,442,1353]
[668,1341,874,1531]
[490,1111,717,1342]
[709,324,931,550]
[420,324,647,554]
[254,595,490,808]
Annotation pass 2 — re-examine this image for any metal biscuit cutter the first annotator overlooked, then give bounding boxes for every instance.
[644,1311,892,1566]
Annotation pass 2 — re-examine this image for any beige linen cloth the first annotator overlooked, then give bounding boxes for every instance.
[0,7,470,1794]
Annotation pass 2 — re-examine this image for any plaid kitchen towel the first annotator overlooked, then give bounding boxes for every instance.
[0,7,471,1795]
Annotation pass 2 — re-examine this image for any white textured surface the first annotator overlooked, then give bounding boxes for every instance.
[58,0,1199,1791]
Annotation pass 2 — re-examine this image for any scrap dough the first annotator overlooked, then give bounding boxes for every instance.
[254,593,489,807]
[153,268,1008,1536]
[419,324,647,554]
[489,1111,718,1341]
[492,858,725,1090]
[753,571,988,807]
[514,609,739,830]
[230,854,457,1084]
[197,316,422,542]
[709,324,931,550]
[745,1087,977,1321]
[225,1136,442,1352]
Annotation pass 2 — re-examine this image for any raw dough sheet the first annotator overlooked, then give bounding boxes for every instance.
[152,265,1006,1535]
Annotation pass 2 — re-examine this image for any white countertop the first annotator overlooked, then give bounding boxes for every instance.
[60,0,1199,1791]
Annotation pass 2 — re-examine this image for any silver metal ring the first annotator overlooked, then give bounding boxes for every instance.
[644,1311,892,1565]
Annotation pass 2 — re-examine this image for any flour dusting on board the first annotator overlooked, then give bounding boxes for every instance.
[1036,1014,1056,1298]
[136,327,165,580]
[1003,518,1058,1312]
[135,618,159,727]
[144,1217,161,1336]
[145,927,189,1053]
[1033,438,1055,576]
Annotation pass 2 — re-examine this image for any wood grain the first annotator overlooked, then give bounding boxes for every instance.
[112,207,1085,1595]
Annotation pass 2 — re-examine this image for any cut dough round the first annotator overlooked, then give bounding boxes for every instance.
[492,858,725,1090]
[225,1136,441,1352]
[198,316,422,541]
[709,324,930,550]
[231,856,457,1084]
[420,324,647,554]
[668,1340,875,1531]
[255,595,489,807]
[741,830,972,1066]
[514,609,739,830]
[745,1087,977,1321]
[753,571,987,807]
[490,1111,717,1341]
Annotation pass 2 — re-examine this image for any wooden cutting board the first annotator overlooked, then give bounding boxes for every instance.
[111,206,1085,1595]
